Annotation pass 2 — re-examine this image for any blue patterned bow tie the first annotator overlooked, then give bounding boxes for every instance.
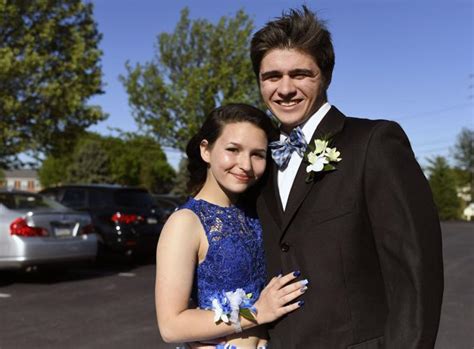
[269,126,308,170]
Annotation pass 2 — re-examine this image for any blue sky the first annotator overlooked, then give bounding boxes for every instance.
[87,0,473,169]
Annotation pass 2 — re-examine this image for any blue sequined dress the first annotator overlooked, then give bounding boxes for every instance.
[180,197,266,311]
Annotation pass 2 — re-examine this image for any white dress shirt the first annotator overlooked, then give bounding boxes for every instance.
[277,103,331,210]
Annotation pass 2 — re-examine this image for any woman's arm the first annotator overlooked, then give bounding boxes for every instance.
[155,210,306,344]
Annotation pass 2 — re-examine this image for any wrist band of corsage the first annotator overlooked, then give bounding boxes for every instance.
[210,288,258,333]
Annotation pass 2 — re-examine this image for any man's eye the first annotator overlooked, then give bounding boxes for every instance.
[226,148,238,153]
[292,73,310,80]
[262,74,281,82]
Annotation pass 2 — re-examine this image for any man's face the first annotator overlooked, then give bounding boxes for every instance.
[259,48,325,132]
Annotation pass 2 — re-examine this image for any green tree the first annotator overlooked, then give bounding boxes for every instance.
[0,0,106,166]
[451,127,473,201]
[427,156,462,220]
[106,135,175,193]
[120,7,261,151]
[171,158,189,196]
[452,128,474,173]
[38,133,175,192]
[38,155,71,187]
[67,138,113,184]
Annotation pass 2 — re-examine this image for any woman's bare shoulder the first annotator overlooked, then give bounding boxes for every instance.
[159,208,203,243]
[165,208,200,228]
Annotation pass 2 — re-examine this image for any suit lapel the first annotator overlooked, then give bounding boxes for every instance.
[261,160,284,228]
[280,106,346,234]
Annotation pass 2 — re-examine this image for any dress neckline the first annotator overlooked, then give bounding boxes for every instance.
[191,197,240,211]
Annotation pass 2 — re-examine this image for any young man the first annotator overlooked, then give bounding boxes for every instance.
[252,6,444,349]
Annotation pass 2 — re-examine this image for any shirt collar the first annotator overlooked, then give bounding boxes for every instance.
[280,102,332,142]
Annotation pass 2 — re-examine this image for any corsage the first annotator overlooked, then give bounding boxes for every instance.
[210,288,258,333]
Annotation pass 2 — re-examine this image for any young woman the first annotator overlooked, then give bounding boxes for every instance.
[155,104,308,348]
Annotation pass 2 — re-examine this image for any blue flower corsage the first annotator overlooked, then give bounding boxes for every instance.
[209,288,258,332]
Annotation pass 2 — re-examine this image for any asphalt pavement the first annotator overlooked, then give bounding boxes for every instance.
[0,222,472,349]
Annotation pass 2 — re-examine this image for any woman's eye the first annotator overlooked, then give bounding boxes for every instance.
[226,148,238,153]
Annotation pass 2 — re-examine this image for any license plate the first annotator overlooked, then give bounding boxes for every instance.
[54,227,72,237]
[147,217,158,224]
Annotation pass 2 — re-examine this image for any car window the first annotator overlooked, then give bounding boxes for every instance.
[61,189,87,209]
[40,189,60,201]
[113,189,155,208]
[89,189,113,208]
[155,198,178,211]
[0,193,65,210]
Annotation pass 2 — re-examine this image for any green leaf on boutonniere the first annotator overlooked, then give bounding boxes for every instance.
[323,164,336,171]
[305,172,315,183]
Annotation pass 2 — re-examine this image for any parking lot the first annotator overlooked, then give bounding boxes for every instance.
[0,222,472,349]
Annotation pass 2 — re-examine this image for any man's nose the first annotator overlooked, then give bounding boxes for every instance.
[277,76,297,97]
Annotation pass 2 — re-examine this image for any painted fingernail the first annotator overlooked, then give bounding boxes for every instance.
[293,270,301,277]
[300,279,309,286]
[300,286,308,293]
[298,300,305,307]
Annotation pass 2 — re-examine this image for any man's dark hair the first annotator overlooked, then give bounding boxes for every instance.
[250,6,335,91]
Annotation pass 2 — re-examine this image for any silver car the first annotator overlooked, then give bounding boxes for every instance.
[0,190,97,270]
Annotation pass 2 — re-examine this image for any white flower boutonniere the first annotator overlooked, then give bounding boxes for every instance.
[305,138,342,182]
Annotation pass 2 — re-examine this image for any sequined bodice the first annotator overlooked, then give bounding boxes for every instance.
[180,197,266,310]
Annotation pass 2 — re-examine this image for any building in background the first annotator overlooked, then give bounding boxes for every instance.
[0,169,41,192]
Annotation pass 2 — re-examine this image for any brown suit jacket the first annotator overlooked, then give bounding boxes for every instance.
[256,106,444,349]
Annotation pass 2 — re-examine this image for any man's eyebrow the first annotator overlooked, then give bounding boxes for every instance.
[290,68,316,76]
[260,69,316,80]
[260,70,282,80]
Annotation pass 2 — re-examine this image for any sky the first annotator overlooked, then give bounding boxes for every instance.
[87,0,473,170]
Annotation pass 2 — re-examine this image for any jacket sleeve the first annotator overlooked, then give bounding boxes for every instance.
[363,121,444,349]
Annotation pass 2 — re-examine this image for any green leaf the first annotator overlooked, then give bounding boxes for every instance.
[324,164,336,171]
[239,308,256,322]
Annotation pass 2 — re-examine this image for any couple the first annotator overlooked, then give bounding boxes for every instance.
[155,6,444,349]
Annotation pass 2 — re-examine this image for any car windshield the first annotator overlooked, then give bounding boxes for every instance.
[113,189,155,208]
[0,193,66,210]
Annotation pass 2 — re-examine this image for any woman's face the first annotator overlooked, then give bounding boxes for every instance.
[201,121,268,195]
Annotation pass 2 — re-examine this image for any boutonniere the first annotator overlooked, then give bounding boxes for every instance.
[304,138,342,183]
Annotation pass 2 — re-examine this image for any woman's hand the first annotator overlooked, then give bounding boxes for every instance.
[253,271,308,325]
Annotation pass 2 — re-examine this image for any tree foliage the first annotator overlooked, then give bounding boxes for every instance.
[38,155,73,188]
[105,135,175,193]
[67,138,112,184]
[38,133,175,193]
[171,158,189,197]
[451,127,473,202]
[0,0,106,166]
[452,127,474,173]
[120,7,261,151]
[427,156,462,220]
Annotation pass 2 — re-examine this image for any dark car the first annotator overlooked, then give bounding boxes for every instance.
[152,194,186,221]
[39,185,164,258]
